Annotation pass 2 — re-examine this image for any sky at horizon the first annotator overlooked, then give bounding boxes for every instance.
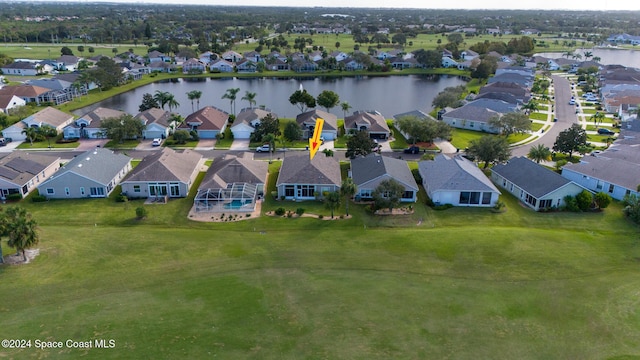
[26,0,640,11]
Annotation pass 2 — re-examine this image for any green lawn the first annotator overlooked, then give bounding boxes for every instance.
[16,139,79,149]
[1,168,640,359]
[530,122,545,132]
[104,139,140,149]
[587,133,615,143]
[529,112,548,121]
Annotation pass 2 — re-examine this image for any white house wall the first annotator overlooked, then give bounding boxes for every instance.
[561,168,637,201]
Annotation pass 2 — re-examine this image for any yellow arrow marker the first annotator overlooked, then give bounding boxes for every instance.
[309,117,324,160]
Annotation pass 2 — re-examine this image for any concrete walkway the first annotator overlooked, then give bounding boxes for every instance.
[195,139,216,150]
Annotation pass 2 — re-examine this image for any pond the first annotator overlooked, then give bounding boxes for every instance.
[74,74,468,119]
[535,48,640,68]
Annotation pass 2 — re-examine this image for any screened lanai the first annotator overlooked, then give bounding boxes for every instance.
[194,182,259,212]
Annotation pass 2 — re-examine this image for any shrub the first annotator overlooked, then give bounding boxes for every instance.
[6,193,22,201]
[275,207,286,216]
[295,208,305,216]
[433,203,454,211]
[575,190,593,211]
[286,211,293,218]
[135,206,148,219]
[115,194,128,203]
[318,214,324,219]
[31,195,47,202]
[493,201,505,211]
[563,195,580,212]
[594,192,611,209]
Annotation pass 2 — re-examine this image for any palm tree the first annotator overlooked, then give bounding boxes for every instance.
[222,88,240,116]
[22,127,38,146]
[563,51,573,59]
[37,126,58,149]
[262,133,276,163]
[4,207,39,262]
[153,90,171,110]
[591,111,606,127]
[583,51,593,60]
[77,71,93,92]
[522,100,539,115]
[186,90,202,113]
[592,56,601,63]
[324,191,341,219]
[165,93,180,112]
[341,101,352,119]
[340,178,357,216]
[527,144,552,164]
[241,91,257,109]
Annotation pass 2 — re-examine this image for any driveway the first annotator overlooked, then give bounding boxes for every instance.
[76,139,109,151]
[230,139,250,150]
[195,139,216,150]
[511,74,578,158]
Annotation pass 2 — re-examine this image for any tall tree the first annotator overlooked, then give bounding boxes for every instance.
[289,90,316,113]
[37,126,58,149]
[2,207,39,262]
[222,88,241,116]
[139,93,160,112]
[22,127,38,146]
[251,113,280,143]
[432,85,466,109]
[553,124,587,158]
[466,135,511,168]
[590,111,605,127]
[90,57,123,90]
[488,112,532,137]
[341,101,352,119]
[241,91,257,109]
[316,90,340,112]
[283,120,302,145]
[373,178,405,213]
[186,90,202,113]
[396,116,451,145]
[340,178,357,216]
[345,130,375,159]
[153,90,171,110]
[165,93,180,112]
[100,114,145,143]
[527,143,552,164]
[324,191,341,219]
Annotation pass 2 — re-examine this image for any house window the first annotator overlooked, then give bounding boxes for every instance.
[80,187,85,196]
[297,184,314,198]
[46,188,54,195]
[284,185,294,197]
[133,185,141,192]
[596,181,603,190]
[525,193,537,207]
[90,187,105,197]
[469,192,480,205]
[540,199,553,209]
[402,191,413,199]
[170,183,180,197]
[482,192,492,205]
[64,187,70,196]
[459,192,470,204]
[608,184,614,193]
[626,189,631,196]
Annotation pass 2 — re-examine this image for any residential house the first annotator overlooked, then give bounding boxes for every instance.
[0,94,26,115]
[488,73,533,88]
[148,61,176,73]
[561,148,640,201]
[147,50,171,63]
[491,156,587,211]
[418,154,500,207]
[441,57,459,68]
[136,108,173,139]
[63,107,125,139]
[0,84,51,105]
[209,59,234,73]
[243,51,262,63]
[607,33,640,45]
[231,107,277,139]
[266,58,290,71]
[308,51,324,62]
[178,106,229,139]
[222,51,243,63]
[193,154,268,212]
[3,107,73,141]
[296,109,338,141]
[276,153,341,201]
[0,61,40,76]
[37,148,132,199]
[120,147,203,199]
[329,51,349,62]
[341,57,364,71]
[441,98,518,133]
[0,152,61,199]
[351,153,418,203]
[344,110,391,139]
[182,58,206,74]
[460,49,479,61]
[236,59,257,73]
[479,82,531,104]
[56,55,80,71]
[198,51,217,65]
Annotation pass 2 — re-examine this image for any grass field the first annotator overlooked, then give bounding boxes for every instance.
[1,179,639,359]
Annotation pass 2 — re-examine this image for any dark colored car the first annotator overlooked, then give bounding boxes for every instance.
[403,145,420,154]
[597,128,615,135]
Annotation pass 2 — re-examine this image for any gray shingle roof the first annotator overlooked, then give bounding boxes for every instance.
[344,111,390,134]
[135,108,171,127]
[419,154,500,193]
[234,108,276,127]
[123,148,202,183]
[563,153,640,190]
[49,148,131,186]
[79,107,126,128]
[296,109,338,131]
[0,152,59,186]
[179,106,228,131]
[23,107,74,128]
[491,157,572,198]
[200,155,267,189]
[351,153,418,190]
[276,153,341,186]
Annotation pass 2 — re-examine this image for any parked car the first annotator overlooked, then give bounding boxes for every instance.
[152,138,162,147]
[569,99,575,105]
[256,144,271,152]
[597,128,615,135]
[403,145,420,154]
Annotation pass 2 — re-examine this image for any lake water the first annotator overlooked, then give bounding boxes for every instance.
[534,48,640,68]
[74,75,467,119]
